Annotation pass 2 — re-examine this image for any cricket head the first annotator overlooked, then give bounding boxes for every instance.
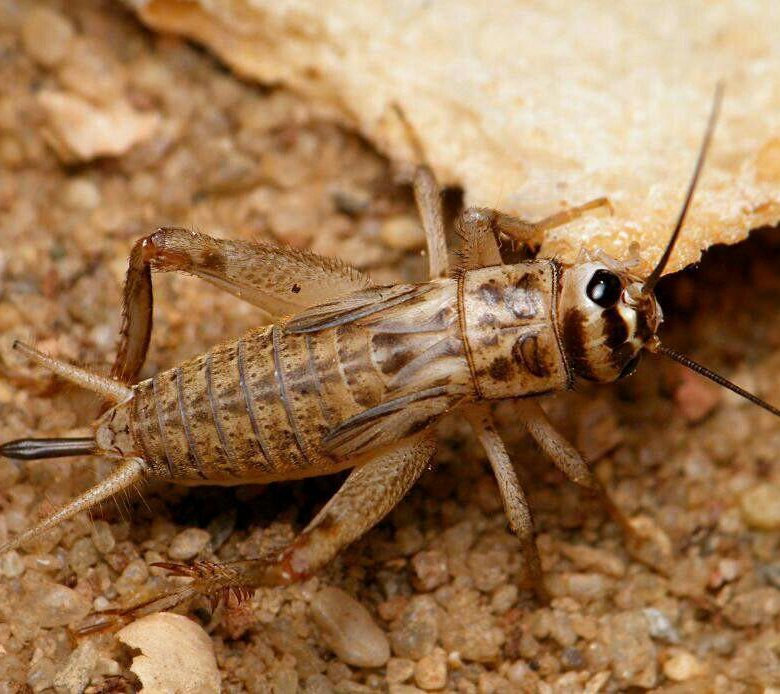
[557,257,661,383]
[555,83,780,421]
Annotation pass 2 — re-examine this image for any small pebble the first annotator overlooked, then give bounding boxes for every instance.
[723,587,780,627]
[115,559,149,595]
[477,672,511,693]
[601,611,657,689]
[663,650,705,681]
[411,550,449,591]
[389,595,440,659]
[386,657,415,684]
[642,608,680,644]
[68,537,98,574]
[395,526,424,556]
[414,648,447,690]
[52,641,98,694]
[739,483,780,530]
[62,178,101,211]
[20,572,90,628]
[168,527,211,560]
[91,520,116,554]
[38,92,160,163]
[310,587,390,667]
[380,215,425,251]
[490,584,518,613]
[21,7,74,67]
[1,550,24,578]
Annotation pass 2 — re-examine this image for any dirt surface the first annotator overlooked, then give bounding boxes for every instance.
[2,2,780,692]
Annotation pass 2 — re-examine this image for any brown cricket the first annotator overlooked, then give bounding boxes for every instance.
[2,85,778,629]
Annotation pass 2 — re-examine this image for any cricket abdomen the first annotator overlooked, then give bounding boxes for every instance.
[116,279,470,482]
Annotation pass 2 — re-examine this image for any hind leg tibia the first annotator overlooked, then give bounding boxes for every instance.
[86,434,437,630]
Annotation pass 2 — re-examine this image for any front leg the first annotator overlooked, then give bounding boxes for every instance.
[457,198,611,270]
[81,434,436,631]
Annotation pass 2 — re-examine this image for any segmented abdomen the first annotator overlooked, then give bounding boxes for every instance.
[127,280,468,482]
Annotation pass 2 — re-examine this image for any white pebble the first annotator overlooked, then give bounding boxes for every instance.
[1,550,24,578]
[663,650,705,681]
[740,483,780,530]
[62,178,101,210]
[310,586,390,667]
[21,7,74,67]
[414,648,448,690]
[168,528,211,560]
[380,215,425,251]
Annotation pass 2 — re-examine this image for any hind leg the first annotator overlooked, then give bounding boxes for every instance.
[82,434,437,631]
[113,227,370,384]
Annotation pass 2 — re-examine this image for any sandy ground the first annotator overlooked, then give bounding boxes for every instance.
[2,2,780,692]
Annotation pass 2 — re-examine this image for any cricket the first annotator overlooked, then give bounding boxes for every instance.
[1,85,777,632]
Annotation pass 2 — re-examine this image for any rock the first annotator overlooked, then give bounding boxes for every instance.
[386,658,415,684]
[52,641,98,694]
[20,571,90,628]
[115,559,150,596]
[21,7,74,67]
[133,0,780,275]
[1,550,24,578]
[439,603,504,663]
[117,613,220,693]
[490,584,518,613]
[67,537,98,574]
[740,483,780,530]
[559,542,626,578]
[411,550,449,591]
[310,587,390,667]
[389,595,440,660]
[91,520,116,554]
[38,91,160,163]
[723,587,780,627]
[663,649,706,681]
[168,527,211,560]
[642,608,680,644]
[600,611,657,689]
[413,648,447,690]
[61,178,101,211]
[380,216,425,251]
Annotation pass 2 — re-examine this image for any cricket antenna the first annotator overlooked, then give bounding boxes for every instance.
[648,341,780,418]
[643,82,725,293]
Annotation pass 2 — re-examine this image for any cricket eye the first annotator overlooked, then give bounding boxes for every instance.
[586,269,622,308]
[618,354,641,379]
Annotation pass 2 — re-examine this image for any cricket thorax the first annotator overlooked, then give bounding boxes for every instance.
[459,261,570,399]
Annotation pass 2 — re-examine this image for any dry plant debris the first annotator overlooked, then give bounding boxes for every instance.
[117,613,221,693]
[131,0,780,275]
[1,1,780,692]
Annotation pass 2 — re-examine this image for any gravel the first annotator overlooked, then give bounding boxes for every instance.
[310,587,391,668]
[2,1,780,691]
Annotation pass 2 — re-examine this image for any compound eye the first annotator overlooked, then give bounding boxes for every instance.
[586,269,622,308]
[618,354,641,380]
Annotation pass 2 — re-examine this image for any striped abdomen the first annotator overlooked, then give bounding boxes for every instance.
[123,280,469,482]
